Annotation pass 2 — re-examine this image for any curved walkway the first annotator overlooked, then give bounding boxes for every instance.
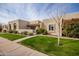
[13,34,79,43]
[0,37,47,56]
[13,35,38,43]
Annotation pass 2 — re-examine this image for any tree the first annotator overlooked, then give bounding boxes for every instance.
[0,23,2,32]
[47,4,67,46]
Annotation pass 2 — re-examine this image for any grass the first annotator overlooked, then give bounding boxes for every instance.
[0,33,25,41]
[20,36,79,56]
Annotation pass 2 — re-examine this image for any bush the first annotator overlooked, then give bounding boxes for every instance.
[24,31,28,35]
[13,31,18,34]
[21,31,28,35]
[36,28,48,35]
[28,32,33,36]
[43,29,48,35]
[62,23,79,38]
[8,30,13,33]
[36,28,42,34]
[8,30,18,34]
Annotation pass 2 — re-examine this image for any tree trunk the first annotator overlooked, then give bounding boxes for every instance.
[57,23,60,46]
[58,35,60,46]
[57,29,60,46]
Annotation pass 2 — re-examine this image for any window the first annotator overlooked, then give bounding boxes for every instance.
[49,24,55,31]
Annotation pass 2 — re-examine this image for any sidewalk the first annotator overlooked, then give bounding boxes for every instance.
[13,35,38,43]
[0,37,47,56]
[14,34,79,43]
[40,35,79,40]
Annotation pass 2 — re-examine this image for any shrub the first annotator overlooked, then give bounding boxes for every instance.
[24,31,28,35]
[36,28,48,35]
[21,31,28,35]
[43,29,48,35]
[13,31,18,34]
[8,30,13,33]
[28,32,33,36]
[8,30,18,34]
[62,23,79,38]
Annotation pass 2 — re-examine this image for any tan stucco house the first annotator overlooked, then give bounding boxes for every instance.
[2,13,79,36]
[43,13,79,36]
[2,19,43,33]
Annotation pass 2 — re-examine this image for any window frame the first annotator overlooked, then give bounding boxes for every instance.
[48,24,55,31]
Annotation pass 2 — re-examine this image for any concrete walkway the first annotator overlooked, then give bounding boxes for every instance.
[39,35,79,40]
[0,37,47,56]
[13,35,38,43]
[14,34,79,43]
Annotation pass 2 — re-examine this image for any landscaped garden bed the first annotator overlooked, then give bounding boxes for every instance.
[0,33,25,41]
[20,36,79,56]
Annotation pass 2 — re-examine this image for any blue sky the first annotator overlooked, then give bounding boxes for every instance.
[0,3,79,24]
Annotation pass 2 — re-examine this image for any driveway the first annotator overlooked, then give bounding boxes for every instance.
[0,37,47,56]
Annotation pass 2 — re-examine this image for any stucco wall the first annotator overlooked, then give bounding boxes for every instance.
[43,19,62,36]
[8,20,19,30]
[19,20,29,29]
[8,20,29,30]
[16,29,33,33]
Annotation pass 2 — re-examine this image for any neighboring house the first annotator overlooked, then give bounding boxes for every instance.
[2,12,79,36]
[2,19,43,33]
[42,12,79,36]
[8,20,31,33]
[62,13,79,26]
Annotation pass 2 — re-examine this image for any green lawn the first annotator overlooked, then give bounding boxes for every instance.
[0,33,25,41]
[20,36,79,56]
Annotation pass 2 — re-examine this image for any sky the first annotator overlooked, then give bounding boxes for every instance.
[0,3,79,24]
